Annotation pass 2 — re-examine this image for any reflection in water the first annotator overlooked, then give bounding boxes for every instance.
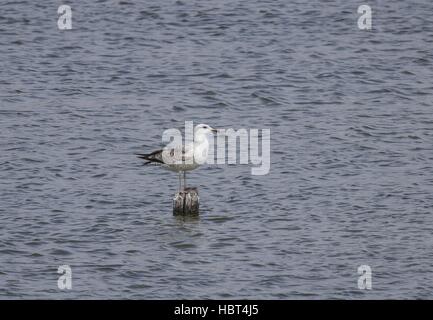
[173,213,201,225]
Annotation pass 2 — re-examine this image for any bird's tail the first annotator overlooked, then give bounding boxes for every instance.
[136,150,164,165]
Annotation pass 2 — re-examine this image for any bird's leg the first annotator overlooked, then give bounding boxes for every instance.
[183,171,187,191]
[178,171,182,192]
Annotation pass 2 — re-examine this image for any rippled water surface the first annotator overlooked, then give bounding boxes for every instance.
[1,0,433,299]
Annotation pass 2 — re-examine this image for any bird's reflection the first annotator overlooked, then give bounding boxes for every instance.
[173,213,200,225]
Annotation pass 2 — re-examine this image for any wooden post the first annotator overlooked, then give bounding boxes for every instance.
[173,187,199,215]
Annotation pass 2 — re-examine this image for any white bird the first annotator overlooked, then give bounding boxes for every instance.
[136,124,217,191]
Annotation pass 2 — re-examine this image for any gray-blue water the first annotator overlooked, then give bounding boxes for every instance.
[1,0,433,299]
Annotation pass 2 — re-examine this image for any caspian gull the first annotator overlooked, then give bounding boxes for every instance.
[136,124,217,191]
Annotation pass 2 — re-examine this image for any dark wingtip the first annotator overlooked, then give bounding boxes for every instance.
[135,153,148,159]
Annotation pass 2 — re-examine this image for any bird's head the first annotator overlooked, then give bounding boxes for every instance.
[194,124,218,137]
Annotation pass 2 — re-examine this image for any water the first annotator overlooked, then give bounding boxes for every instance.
[1,0,433,299]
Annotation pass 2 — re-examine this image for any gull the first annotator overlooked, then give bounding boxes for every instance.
[136,124,217,191]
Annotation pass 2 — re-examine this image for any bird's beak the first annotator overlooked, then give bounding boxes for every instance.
[211,128,218,133]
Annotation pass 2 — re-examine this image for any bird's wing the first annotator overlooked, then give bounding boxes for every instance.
[162,143,194,164]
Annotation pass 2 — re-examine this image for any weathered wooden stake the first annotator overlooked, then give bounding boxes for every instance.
[173,187,199,215]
